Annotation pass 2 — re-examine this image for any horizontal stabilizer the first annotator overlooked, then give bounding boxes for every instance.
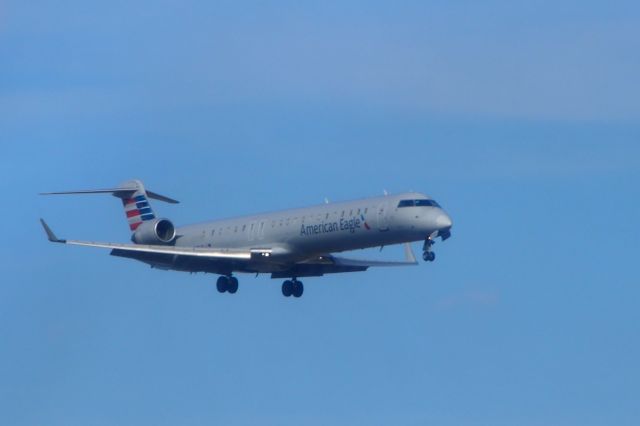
[145,190,179,204]
[40,184,179,204]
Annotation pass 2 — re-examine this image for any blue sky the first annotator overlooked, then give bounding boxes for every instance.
[1,1,639,425]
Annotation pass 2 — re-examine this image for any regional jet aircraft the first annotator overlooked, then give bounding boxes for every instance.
[40,180,453,297]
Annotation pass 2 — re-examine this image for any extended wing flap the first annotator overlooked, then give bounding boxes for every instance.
[270,244,417,279]
[328,243,418,267]
[299,243,418,269]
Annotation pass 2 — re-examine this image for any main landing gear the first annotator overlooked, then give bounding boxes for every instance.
[216,275,239,294]
[422,238,436,262]
[281,279,304,298]
[215,275,305,298]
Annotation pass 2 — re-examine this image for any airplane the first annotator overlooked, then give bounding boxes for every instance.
[40,180,453,298]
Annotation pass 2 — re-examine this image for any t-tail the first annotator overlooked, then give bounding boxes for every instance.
[121,180,157,231]
[40,179,179,236]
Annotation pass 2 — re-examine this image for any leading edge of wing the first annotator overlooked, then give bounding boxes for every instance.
[40,219,251,260]
[328,243,418,268]
[66,240,252,259]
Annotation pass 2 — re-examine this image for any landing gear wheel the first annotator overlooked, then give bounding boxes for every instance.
[282,280,293,297]
[292,280,304,298]
[227,276,239,294]
[216,276,229,293]
[422,251,435,262]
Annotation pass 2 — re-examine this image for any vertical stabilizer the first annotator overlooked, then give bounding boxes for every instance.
[118,180,156,231]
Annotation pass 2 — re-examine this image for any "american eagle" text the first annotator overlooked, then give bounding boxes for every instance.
[300,217,362,236]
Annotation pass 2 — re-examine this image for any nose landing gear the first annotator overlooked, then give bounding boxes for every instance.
[423,250,436,262]
[422,237,436,262]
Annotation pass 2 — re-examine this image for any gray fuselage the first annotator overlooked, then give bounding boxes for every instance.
[175,192,452,263]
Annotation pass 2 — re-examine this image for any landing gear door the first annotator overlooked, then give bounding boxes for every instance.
[377,202,390,231]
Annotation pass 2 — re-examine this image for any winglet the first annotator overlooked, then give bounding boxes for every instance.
[403,243,418,264]
[40,219,66,243]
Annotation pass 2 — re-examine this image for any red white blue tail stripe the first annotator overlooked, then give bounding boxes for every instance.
[123,194,155,231]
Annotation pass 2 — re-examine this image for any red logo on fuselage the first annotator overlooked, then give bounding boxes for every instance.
[361,214,371,230]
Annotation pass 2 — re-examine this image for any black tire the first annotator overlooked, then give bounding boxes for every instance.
[282,280,293,297]
[216,276,228,293]
[292,281,304,298]
[423,251,436,262]
[228,276,239,294]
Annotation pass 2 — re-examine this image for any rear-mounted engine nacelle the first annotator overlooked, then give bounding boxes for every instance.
[132,218,176,245]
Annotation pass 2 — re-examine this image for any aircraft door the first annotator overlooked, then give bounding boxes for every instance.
[377,202,390,231]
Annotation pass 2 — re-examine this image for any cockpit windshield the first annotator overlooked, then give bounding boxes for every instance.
[397,199,441,208]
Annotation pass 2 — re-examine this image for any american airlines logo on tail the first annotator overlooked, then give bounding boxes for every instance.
[123,194,156,231]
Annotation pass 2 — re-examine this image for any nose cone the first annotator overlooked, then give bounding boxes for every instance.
[435,213,453,230]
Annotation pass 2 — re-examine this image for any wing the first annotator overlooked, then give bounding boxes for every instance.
[41,219,417,278]
[329,243,418,267]
[40,219,263,260]
[270,244,418,278]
